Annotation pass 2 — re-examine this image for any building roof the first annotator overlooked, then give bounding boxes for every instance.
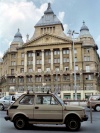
[11,29,23,44]
[35,3,64,30]
[79,21,92,38]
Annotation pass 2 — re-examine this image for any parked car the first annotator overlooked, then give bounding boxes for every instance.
[5,92,88,131]
[0,95,21,111]
[87,95,100,111]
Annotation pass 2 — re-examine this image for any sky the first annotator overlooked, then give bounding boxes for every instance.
[0,0,100,58]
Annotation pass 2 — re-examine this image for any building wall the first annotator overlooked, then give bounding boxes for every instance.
[0,9,100,100]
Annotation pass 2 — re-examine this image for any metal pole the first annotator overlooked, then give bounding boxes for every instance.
[56,70,58,94]
[72,31,77,100]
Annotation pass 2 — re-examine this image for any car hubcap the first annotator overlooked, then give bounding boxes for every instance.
[69,120,78,129]
[16,119,25,128]
[0,105,3,110]
[96,106,100,111]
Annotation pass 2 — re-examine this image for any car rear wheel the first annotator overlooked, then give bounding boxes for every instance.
[14,116,27,130]
[95,105,100,112]
[0,104,4,111]
[66,116,81,131]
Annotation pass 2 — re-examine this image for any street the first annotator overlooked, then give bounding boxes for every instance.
[0,108,100,133]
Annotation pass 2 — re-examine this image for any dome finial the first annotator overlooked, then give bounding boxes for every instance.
[83,21,85,25]
[44,2,54,14]
[48,3,51,9]
[18,28,20,32]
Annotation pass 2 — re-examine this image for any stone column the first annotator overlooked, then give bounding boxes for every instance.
[69,47,72,70]
[33,50,35,71]
[24,75,27,91]
[51,75,54,92]
[32,75,35,92]
[51,49,53,70]
[60,48,63,70]
[42,50,44,71]
[24,51,27,72]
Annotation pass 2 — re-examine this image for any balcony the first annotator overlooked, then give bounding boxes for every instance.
[83,70,98,73]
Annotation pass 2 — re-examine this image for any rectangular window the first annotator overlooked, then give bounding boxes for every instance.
[27,52,33,57]
[45,76,51,82]
[11,61,16,66]
[29,68,32,72]
[55,67,59,71]
[65,67,69,71]
[20,68,24,73]
[11,54,16,58]
[45,51,50,56]
[36,51,41,56]
[19,77,24,83]
[36,95,58,105]
[75,57,77,62]
[75,65,78,71]
[84,56,90,61]
[63,75,70,80]
[48,59,51,63]
[74,49,77,54]
[46,68,50,71]
[9,78,15,83]
[36,60,41,64]
[38,68,41,72]
[11,69,14,75]
[86,65,90,72]
[19,95,34,105]
[54,50,60,55]
[63,49,69,54]
[27,77,32,82]
[54,58,60,63]
[28,60,33,65]
[85,74,93,80]
[21,60,24,65]
[21,53,24,58]
[35,77,42,82]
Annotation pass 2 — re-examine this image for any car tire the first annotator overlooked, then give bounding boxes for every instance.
[14,116,27,130]
[0,104,4,111]
[66,116,81,131]
[95,105,100,112]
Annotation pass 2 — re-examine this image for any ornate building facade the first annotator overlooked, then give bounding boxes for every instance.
[0,3,100,99]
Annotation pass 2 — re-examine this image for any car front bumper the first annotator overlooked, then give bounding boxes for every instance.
[82,115,88,121]
[4,116,11,121]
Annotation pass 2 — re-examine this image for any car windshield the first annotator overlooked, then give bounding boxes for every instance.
[54,94,64,105]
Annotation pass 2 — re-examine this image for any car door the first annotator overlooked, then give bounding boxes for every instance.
[34,94,63,122]
[18,95,35,119]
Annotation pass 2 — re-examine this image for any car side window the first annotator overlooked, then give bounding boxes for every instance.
[36,95,58,105]
[4,96,10,100]
[19,95,34,105]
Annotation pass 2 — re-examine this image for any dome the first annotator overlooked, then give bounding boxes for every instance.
[35,3,63,29]
[14,28,22,38]
[79,21,92,38]
[12,29,23,44]
[80,21,89,31]
[44,3,54,14]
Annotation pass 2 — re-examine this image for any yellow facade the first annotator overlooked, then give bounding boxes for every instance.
[0,3,100,99]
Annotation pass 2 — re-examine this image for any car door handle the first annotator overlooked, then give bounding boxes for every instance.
[35,107,39,109]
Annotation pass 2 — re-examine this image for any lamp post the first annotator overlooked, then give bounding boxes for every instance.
[68,30,79,100]
[55,70,58,94]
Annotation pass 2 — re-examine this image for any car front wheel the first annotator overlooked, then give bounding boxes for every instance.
[0,104,4,111]
[95,105,100,112]
[66,116,81,131]
[14,116,27,130]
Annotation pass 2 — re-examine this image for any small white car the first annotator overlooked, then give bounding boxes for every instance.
[0,95,18,110]
[5,92,88,131]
